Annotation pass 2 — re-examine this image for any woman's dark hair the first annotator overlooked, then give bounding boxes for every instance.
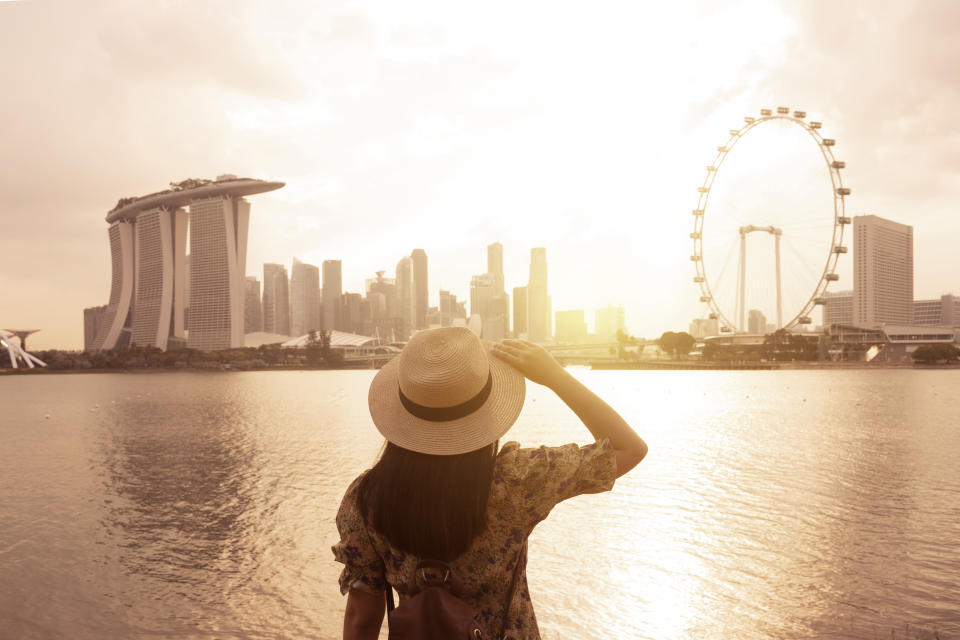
[357,440,498,562]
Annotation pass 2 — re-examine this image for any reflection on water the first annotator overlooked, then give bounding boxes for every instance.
[103,388,260,587]
[1,370,958,639]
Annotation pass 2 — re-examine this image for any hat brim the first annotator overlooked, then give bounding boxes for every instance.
[368,347,526,455]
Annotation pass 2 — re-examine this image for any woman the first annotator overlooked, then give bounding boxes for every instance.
[333,327,647,639]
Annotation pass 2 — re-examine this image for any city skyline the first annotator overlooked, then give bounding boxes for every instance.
[3,1,960,350]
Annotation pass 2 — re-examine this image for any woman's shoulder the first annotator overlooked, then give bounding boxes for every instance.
[342,470,369,497]
[336,470,370,521]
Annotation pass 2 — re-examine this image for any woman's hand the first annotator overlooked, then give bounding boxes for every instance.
[490,339,569,389]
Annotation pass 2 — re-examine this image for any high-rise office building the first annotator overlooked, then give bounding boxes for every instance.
[439,290,466,327]
[83,305,107,352]
[365,271,401,340]
[527,248,550,342]
[290,258,320,337]
[470,274,496,319]
[485,242,509,339]
[689,317,719,338]
[914,294,960,326]
[513,286,527,337]
[187,195,252,351]
[244,276,262,333]
[131,206,188,350]
[823,290,853,326]
[748,309,767,334]
[263,263,290,335]
[488,242,504,294]
[853,215,913,327]
[367,272,397,317]
[411,249,428,330]
[396,256,416,339]
[555,310,587,343]
[470,273,507,340]
[595,305,625,340]
[91,221,134,350]
[341,292,363,334]
[323,260,343,331]
[183,255,191,325]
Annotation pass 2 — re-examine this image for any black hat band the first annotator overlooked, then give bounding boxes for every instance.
[398,372,494,422]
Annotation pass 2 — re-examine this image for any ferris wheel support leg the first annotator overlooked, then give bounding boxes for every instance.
[775,233,783,329]
[6,342,18,369]
[738,231,746,332]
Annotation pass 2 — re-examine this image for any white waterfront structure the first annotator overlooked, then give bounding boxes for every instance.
[89,176,283,351]
[1,329,46,369]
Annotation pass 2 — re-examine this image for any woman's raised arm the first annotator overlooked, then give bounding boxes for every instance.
[491,339,648,477]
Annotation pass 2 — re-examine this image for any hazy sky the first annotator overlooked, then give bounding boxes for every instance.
[2,0,958,350]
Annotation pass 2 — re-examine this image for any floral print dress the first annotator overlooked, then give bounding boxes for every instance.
[332,438,617,640]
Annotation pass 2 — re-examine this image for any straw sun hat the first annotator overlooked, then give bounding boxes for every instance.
[368,326,526,455]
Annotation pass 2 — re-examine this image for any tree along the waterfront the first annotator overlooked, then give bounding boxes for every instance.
[8,341,353,372]
[761,329,818,362]
[911,343,960,364]
[657,331,695,358]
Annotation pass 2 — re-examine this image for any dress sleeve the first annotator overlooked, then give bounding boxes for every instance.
[331,475,387,596]
[499,438,618,530]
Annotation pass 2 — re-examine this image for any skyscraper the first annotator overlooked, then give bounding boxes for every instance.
[747,309,767,334]
[83,305,107,352]
[411,249,428,330]
[914,294,960,326]
[262,263,290,335]
[689,317,719,338]
[290,258,320,337]
[823,290,853,326]
[90,221,135,350]
[853,215,914,327]
[187,195,252,351]
[131,206,188,350]
[555,310,587,343]
[487,242,504,294]
[594,305,625,340]
[90,177,282,351]
[470,273,506,340]
[527,248,549,342]
[439,289,466,327]
[323,260,343,331]
[341,292,363,334]
[244,276,262,333]
[484,242,509,339]
[512,286,527,337]
[396,256,416,340]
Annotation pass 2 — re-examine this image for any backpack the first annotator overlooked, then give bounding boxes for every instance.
[386,559,490,639]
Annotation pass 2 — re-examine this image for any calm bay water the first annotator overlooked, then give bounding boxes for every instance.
[1,369,958,639]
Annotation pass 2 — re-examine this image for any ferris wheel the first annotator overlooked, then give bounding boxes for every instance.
[690,107,849,334]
